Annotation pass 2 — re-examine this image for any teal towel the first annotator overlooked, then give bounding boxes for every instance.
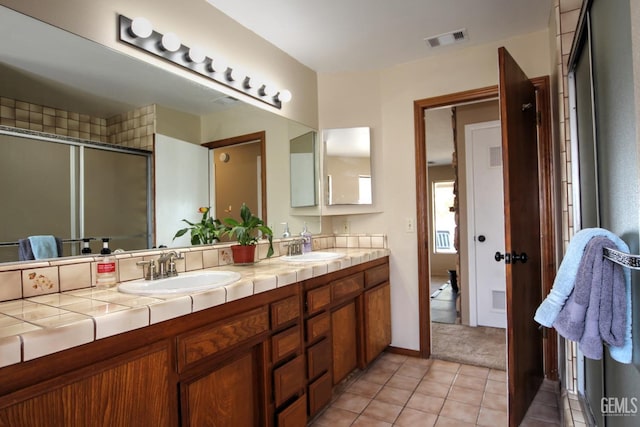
[28,235,59,259]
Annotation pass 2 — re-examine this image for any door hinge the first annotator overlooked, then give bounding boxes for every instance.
[536,111,542,126]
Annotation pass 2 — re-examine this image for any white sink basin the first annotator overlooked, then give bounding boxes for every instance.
[280,251,345,263]
[118,271,241,295]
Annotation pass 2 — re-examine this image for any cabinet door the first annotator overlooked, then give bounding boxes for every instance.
[331,301,358,384]
[364,282,392,364]
[0,344,174,427]
[181,349,259,427]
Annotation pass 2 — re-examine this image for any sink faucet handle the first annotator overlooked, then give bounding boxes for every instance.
[136,260,158,280]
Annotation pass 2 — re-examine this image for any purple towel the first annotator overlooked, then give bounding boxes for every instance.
[553,236,627,360]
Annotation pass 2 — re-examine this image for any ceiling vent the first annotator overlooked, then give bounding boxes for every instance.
[425,28,468,48]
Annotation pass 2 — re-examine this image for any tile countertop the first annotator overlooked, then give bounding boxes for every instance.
[0,248,389,368]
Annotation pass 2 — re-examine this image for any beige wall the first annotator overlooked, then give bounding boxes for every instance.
[156,105,201,144]
[0,0,318,128]
[319,30,552,350]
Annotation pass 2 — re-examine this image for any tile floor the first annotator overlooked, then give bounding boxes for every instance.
[309,352,561,426]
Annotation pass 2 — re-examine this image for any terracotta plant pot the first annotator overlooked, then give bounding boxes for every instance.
[230,244,256,264]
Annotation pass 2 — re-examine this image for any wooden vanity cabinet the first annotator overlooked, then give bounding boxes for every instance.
[302,256,391,419]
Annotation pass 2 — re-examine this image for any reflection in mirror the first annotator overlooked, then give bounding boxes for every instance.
[290,131,317,207]
[0,130,151,263]
[323,127,372,205]
[0,6,321,263]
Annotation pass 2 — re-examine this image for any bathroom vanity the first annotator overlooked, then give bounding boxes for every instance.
[0,251,390,426]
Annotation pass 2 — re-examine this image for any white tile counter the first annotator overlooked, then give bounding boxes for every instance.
[0,247,389,368]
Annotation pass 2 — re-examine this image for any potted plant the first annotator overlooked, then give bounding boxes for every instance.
[173,207,224,245]
[222,203,274,263]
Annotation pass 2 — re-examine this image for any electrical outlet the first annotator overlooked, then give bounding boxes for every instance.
[405,218,415,233]
[342,220,350,234]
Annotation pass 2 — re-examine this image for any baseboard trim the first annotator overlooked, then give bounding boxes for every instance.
[385,346,421,358]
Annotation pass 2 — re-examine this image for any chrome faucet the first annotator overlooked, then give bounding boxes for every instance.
[157,251,183,278]
[285,239,304,256]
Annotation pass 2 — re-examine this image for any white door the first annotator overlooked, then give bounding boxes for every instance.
[465,121,506,328]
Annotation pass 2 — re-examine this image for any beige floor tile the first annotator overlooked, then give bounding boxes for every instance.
[482,391,508,411]
[361,368,395,385]
[311,406,359,426]
[361,399,403,423]
[533,389,559,407]
[347,378,383,399]
[458,364,490,379]
[446,385,483,406]
[396,363,430,379]
[423,369,457,385]
[453,373,487,391]
[439,399,479,424]
[352,414,393,426]
[488,369,507,382]
[332,391,371,413]
[386,373,421,391]
[520,418,560,427]
[430,359,460,373]
[402,356,433,368]
[485,378,508,395]
[394,407,438,427]
[477,406,508,427]
[415,379,451,398]
[369,357,402,373]
[379,352,408,364]
[406,392,445,414]
[434,415,476,426]
[375,385,413,406]
[525,402,562,424]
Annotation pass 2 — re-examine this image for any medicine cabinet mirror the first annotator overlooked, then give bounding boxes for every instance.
[323,127,372,205]
[290,131,318,207]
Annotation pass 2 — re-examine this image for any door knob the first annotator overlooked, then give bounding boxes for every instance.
[494,251,511,264]
[477,235,486,242]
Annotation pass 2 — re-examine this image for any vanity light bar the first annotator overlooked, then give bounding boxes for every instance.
[118,15,291,109]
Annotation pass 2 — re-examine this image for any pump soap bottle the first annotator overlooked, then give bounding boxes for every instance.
[95,238,117,288]
[301,223,312,253]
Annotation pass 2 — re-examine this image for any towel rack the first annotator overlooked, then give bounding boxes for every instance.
[0,237,97,247]
[603,248,640,270]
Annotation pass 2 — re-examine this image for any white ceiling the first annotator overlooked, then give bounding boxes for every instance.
[206,0,553,73]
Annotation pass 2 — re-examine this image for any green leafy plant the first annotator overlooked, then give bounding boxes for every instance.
[222,203,274,258]
[173,207,224,245]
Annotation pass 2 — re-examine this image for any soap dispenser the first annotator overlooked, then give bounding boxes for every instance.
[95,238,117,288]
[300,223,312,253]
[281,222,291,238]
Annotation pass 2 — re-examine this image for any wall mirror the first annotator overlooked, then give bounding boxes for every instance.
[0,6,319,263]
[323,127,372,205]
[290,131,318,207]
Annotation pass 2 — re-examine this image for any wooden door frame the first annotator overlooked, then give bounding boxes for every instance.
[202,131,268,225]
[413,79,557,380]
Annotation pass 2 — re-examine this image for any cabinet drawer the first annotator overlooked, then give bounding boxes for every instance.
[271,295,300,330]
[276,394,307,427]
[177,306,269,372]
[307,338,331,380]
[331,273,363,302]
[272,326,301,365]
[306,285,331,315]
[306,311,330,343]
[365,263,389,288]
[273,354,306,407]
[308,371,332,418]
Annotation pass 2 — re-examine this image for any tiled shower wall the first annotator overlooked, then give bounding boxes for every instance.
[0,97,155,151]
[555,0,582,397]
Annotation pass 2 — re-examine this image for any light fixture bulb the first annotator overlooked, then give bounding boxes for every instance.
[260,84,277,97]
[276,89,292,103]
[130,17,153,38]
[187,46,206,63]
[161,32,181,52]
[208,58,228,74]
